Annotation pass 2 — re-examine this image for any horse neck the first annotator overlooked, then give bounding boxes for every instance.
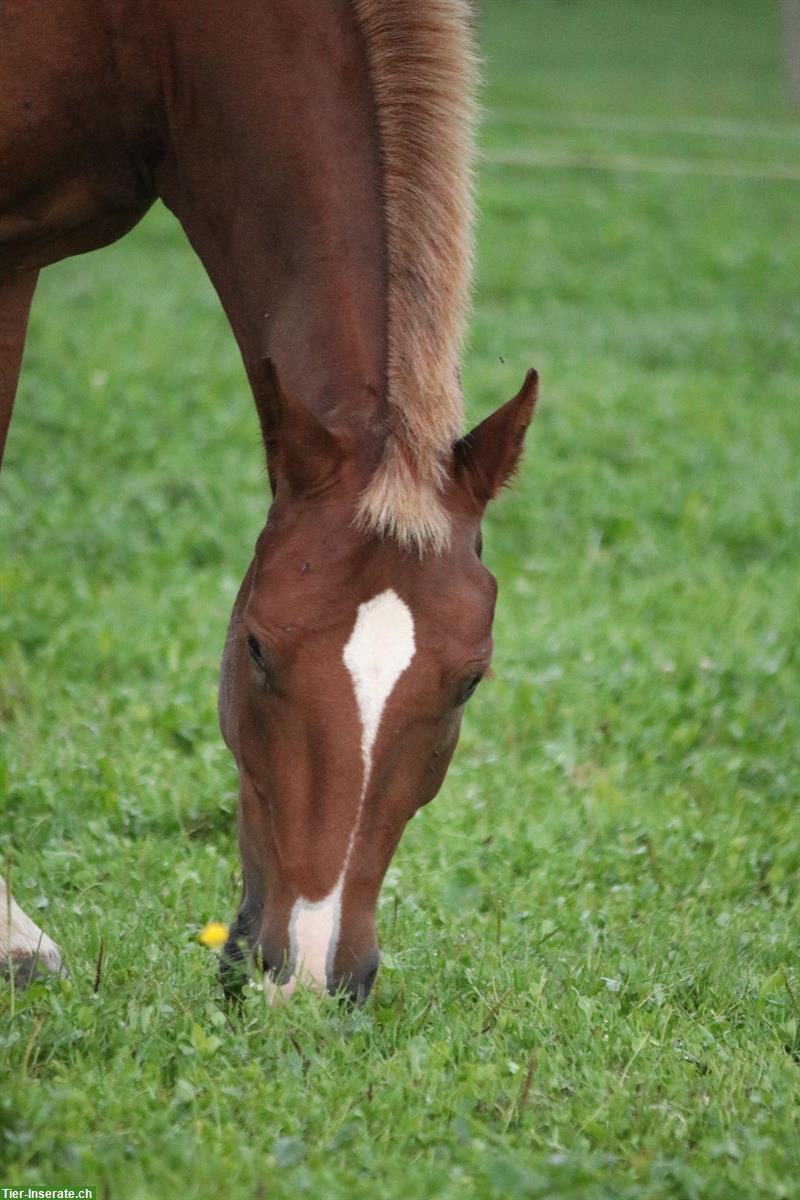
[153,0,388,446]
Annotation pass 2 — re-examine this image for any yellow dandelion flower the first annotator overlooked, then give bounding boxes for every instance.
[198,921,229,950]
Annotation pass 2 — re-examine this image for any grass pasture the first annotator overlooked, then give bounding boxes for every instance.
[2,1,799,1196]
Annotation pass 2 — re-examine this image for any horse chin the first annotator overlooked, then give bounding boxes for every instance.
[262,968,376,1008]
[263,972,299,1007]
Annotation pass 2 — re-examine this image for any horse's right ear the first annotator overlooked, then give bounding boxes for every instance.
[257,358,352,498]
[453,369,538,510]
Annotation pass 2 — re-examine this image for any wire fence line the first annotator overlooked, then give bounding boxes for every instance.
[482,146,800,183]
[486,108,800,143]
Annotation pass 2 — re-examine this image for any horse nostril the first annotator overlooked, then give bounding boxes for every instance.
[263,958,292,985]
[332,957,380,1005]
[252,942,292,985]
[359,962,379,1000]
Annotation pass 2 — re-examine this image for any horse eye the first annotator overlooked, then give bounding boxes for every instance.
[458,674,483,705]
[247,634,265,667]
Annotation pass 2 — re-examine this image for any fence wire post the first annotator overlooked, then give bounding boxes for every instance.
[783,0,800,107]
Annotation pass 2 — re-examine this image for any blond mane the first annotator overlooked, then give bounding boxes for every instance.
[352,0,478,552]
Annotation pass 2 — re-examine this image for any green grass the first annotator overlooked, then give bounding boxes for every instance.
[2,1,799,1196]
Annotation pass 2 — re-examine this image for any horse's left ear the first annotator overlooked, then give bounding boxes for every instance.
[257,358,352,498]
[453,369,539,508]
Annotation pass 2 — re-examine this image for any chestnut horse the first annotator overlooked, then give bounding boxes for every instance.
[0,0,537,1002]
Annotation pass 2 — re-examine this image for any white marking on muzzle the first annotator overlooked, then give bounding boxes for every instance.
[288,878,343,992]
[270,589,415,1002]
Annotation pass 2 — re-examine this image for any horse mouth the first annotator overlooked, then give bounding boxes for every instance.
[262,962,378,1007]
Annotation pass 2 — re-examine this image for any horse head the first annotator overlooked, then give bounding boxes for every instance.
[219,361,538,1003]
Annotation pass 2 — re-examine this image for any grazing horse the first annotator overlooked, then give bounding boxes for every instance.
[0,0,537,1002]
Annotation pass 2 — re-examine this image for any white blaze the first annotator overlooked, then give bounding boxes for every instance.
[271,589,415,1002]
[343,588,417,774]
